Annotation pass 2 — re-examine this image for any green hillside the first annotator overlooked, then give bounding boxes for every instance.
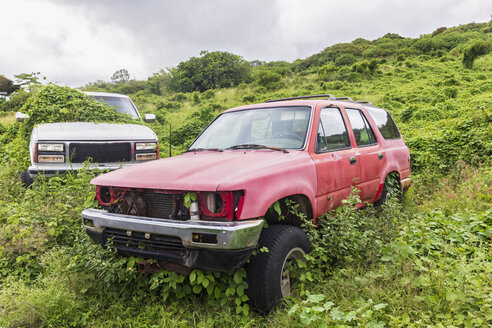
[0,21,490,327]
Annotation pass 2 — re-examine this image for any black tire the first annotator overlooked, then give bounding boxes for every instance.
[375,173,400,206]
[246,225,311,311]
[19,171,33,188]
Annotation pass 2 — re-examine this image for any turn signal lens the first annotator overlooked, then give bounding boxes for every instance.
[136,153,157,161]
[38,155,64,163]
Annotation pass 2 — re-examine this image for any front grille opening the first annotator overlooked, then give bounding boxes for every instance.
[69,143,131,163]
[104,228,184,252]
[108,190,188,221]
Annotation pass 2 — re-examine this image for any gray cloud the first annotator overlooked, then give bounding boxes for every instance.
[0,0,490,86]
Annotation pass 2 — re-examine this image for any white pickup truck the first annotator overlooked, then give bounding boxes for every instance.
[19,92,158,186]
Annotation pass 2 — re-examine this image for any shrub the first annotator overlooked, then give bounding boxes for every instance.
[18,84,134,140]
[255,70,283,90]
[0,89,31,113]
[462,40,491,68]
[335,54,357,67]
[317,63,338,81]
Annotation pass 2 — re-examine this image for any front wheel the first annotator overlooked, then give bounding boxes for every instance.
[246,225,311,311]
[19,171,33,188]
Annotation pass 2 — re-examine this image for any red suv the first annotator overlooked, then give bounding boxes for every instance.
[82,95,411,309]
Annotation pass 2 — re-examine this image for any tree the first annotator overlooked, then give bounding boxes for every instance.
[147,69,171,95]
[14,72,44,92]
[462,40,491,69]
[169,51,252,92]
[0,75,19,95]
[111,69,131,84]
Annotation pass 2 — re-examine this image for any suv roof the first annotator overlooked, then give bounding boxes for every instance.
[84,91,131,99]
[224,94,377,114]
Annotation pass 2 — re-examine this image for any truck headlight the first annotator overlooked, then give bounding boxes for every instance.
[135,142,157,151]
[136,153,157,161]
[38,155,65,163]
[38,143,64,152]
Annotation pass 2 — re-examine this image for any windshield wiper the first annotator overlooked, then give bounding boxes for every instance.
[186,148,223,152]
[226,144,289,153]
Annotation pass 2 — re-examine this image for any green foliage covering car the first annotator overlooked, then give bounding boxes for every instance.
[15,85,159,186]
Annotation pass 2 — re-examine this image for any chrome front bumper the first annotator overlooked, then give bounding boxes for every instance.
[28,162,141,178]
[81,208,264,250]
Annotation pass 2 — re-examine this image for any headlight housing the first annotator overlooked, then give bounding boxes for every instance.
[199,192,231,220]
[38,143,64,152]
[135,142,157,151]
[206,193,223,213]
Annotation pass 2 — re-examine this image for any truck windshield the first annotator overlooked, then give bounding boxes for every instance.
[190,106,311,150]
[91,96,139,118]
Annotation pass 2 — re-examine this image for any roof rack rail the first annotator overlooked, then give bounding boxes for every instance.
[336,97,353,101]
[356,101,375,106]
[265,94,336,103]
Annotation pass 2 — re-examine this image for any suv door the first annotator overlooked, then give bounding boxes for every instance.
[310,107,359,216]
[345,108,385,202]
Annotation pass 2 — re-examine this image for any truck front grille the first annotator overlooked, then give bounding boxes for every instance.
[69,142,131,163]
[104,228,184,252]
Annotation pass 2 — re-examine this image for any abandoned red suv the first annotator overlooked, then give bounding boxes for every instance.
[82,94,411,309]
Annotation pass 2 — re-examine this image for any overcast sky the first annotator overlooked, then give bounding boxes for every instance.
[1,0,490,87]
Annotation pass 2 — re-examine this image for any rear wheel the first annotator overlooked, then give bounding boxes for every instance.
[375,172,400,206]
[19,171,33,188]
[246,225,311,311]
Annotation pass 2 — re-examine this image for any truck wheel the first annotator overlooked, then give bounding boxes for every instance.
[19,171,33,188]
[375,173,400,206]
[246,225,311,311]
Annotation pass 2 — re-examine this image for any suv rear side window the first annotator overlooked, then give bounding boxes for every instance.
[316,107,350,152]
[346,108,377,146]
[366,107,401,139]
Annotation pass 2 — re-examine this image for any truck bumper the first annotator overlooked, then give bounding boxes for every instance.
[82,208,264,272]
[28,162,145,178]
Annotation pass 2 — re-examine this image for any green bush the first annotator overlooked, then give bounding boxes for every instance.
[19,84,134,140]
[462,40,491,68]
[255,70,283,90]
[334,54,357,67]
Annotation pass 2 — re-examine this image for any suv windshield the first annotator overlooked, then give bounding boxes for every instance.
[190,106,311,150]
[91,96,139,118]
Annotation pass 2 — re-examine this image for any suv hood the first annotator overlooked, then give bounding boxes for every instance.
[33,122,157,141]
[91,150,312,191]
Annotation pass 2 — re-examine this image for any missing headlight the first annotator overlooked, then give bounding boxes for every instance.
[206,193,223,213]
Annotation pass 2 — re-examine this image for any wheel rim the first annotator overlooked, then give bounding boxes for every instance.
[280,247,305,297]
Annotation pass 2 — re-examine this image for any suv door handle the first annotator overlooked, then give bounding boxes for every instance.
[349,156,357,165]
[378,152,384,160]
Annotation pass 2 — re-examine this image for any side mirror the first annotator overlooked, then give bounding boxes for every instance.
[15,112,29,122]
[144,113,156,123]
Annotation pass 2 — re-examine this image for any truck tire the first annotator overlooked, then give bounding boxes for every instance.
[19,171,33,188]
[246,225,311,311]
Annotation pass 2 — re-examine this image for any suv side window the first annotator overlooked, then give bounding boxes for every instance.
[346,108,377,146]
[365,106,401,139]
[315,107,350,152]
